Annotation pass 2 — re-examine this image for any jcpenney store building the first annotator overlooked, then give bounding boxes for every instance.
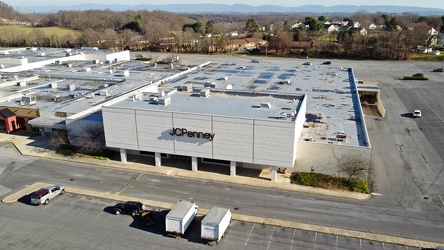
[103,88,307,181]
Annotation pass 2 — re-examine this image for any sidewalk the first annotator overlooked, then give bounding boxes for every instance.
[0,132,370,200]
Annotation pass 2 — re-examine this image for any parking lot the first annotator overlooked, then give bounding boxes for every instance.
[0,193,426,250]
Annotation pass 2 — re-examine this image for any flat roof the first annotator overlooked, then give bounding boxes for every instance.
[0,47,369,147]
[110,89,302,121]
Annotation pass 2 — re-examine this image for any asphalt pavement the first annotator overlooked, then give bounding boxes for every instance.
[0,132,442,248]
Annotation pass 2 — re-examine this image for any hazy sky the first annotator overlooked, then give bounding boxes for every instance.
[7,0,444,9]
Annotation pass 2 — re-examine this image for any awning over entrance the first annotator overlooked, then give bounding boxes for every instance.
[28,117,66,129]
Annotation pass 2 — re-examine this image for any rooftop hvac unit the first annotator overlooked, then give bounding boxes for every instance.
[93,60,100,64]
[200,89,210,97]
[100,83,109,88]
[21,95,36,105]
[68,84,76,91]
[158,96,171,105]
[99,90,110,96]
[82,67,91,72]
[181,84,193,92]
[123,70,130,77]
[17,81,27,87]
[277,112,287,119]
[50,82,57,88]
[281,80,291,85]
[204,82,217,88]
[260,102,271,109]
[149,96,158,102]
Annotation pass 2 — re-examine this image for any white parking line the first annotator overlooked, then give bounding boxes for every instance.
[266,226,275,250]
[94,211,103,218]
[244,223,255,246]
[78,208,87,216]
[360,239,362,249]
[336,235,339,249]
[313,232,318,248]
[290,229,296,250]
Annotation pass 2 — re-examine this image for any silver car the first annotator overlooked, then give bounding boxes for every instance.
[30,185,65,205]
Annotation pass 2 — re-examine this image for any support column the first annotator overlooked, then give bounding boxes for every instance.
[271,166,277,182]
[155,152,161,167]
[120,148,127,163]
[191,156,198,172]
[230,161,237,176]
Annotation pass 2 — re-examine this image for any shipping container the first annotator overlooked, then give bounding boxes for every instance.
[201,207,232,242]
[165,200,198,236]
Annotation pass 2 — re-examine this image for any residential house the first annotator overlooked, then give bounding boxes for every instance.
[226,31,239,37]
[369,24,386,30]
[338,26,367,36]
[327,24,340,34]
[226,38,266,51]
[291,22,303,30]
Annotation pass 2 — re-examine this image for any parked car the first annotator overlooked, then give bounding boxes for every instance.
[322,61,332,65]
[412,110,422,118]
[299,55,308,59]
[30,185,65,205]
[412,73,424,77]
[432,67,443,72]
[113,201,145,216]
[251,59,260,63]
[302,62,312,65]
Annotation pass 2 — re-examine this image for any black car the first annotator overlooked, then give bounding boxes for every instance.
[114,201,145,216]
[412,73,424,77]
[432,67,443,72]
[322,61,331,65]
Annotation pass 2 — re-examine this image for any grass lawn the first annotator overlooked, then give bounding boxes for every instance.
[0,25,81,38]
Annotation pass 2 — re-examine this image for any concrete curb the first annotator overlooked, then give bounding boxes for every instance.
[2,182,440,249]
[1,182,51,203]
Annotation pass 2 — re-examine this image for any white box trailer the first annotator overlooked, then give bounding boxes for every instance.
[165,200,198,235]
[201,207,232,242]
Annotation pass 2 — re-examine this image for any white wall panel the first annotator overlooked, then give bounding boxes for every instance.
[253,119,296,167]
[102,107,138,149]
[136,109,174,153]
[172,113,213,158]
[212,116,253,162]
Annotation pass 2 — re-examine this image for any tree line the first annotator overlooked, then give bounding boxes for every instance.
[0,1,443,60]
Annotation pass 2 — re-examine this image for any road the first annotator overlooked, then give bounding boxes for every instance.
[0,152,443,243]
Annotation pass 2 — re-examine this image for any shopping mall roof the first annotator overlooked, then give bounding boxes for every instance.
[0,47,368,147]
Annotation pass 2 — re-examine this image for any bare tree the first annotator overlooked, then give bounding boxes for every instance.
[50,129,71,150]
[334,154,370,180]
[76,124,105,155]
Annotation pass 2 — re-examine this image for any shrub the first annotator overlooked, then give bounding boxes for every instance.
[93,156,109,160]
[290,172,369,194]
[56,148,75,156]
[135,57,151,61]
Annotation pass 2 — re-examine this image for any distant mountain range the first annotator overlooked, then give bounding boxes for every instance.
[17,4,444,15]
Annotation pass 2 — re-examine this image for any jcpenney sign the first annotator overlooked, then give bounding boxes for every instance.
[170,127,215,141]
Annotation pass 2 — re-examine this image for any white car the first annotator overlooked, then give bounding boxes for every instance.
[30,185,65,205]
[412,110,421,118]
